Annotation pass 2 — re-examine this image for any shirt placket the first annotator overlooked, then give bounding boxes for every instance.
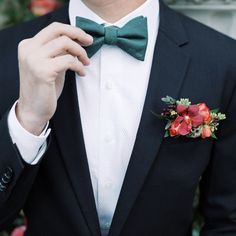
[97,45,119,232]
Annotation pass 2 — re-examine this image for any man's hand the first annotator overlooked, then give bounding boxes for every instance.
[16,22,93,135]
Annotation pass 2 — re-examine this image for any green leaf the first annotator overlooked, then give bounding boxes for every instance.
[211,108,219,113]
[165,120,172,130]
[176,98,191,106]
[161,95,176,104]
[211,133,217,139]
[150,110,171,121]
[164,130,169,138]
[217,113,226,120]
[150,110,158,116]
[150,110,162,118]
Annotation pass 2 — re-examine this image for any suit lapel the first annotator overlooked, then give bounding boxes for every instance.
[48,6,100,236]
[109,2,190,236]
[51,71,101,236]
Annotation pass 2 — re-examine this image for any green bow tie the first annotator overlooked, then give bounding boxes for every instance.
[76,16,148,61]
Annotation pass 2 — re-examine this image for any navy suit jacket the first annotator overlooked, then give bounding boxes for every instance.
[0,2,236,235]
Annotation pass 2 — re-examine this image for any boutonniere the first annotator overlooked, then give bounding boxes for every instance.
[155,96,226,139]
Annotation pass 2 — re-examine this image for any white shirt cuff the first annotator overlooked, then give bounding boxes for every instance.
[7,102,51,165]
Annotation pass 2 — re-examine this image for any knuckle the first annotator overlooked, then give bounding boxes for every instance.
[59,35,69,43]
[76,47,87,61]
[18,40,26,49]
[75,27,83,35]
[59,37,70,51]
[50,22,69,36]
[68,56,76,66]
[79,47,87,56]
[76,27,85,35]
[18,39,31,61]
[49,22,63,34]
[18,38,30,51]
[50,22,61,28]
[67,56,80,70]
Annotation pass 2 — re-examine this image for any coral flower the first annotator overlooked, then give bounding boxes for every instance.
[170,104,204,136]
[201,126,212,138]
[198,103,212,123]
[169,115,192,136]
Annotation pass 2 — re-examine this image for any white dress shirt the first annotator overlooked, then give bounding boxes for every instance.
[8,0,159,233]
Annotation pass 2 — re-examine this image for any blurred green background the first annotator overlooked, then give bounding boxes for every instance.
[0,0,67,29]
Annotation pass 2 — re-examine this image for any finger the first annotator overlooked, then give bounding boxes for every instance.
[42,35,90,65]
[33,22,93,46]
[52,54,86,76]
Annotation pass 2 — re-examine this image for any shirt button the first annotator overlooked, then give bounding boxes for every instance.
[102,180,113,188]
[104,134,113,143]
[103,222,111,230]
[105,81,113,90]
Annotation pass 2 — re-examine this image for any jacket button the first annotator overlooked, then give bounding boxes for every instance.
[0,167,14,192]
[0,182,7,192]
[3,167,13,182]
[5,167,13,178]
[2,176,10,184]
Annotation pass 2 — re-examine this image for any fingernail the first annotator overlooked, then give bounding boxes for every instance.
[85,58,90,66]
[87,35,93,43]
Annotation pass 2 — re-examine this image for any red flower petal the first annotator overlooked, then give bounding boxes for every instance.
[178,121,192,136]
[191,115,204,127]
[169,127,178,137]
[175,115,184,124]
[11,226,26,236]
[198,103,209,111]
[188,105,199,116]
[176,105,188,114]
[198,103,211,122]
[169,116,185,136]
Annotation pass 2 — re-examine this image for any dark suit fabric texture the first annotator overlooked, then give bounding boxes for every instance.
[0,2,236,236]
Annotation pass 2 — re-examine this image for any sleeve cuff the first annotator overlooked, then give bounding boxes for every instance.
[7,101,51,165]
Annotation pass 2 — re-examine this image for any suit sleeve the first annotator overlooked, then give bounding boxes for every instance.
[200,78,236,235]
[0,111,41,229]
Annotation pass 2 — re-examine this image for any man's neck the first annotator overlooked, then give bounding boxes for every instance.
[81,0,147,23]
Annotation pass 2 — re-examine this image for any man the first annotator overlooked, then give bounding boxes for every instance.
[0,0,236,235]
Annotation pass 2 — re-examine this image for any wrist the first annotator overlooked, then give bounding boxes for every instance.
[16,102,49,136]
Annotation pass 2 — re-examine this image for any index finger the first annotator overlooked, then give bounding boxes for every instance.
[33,22,93,46]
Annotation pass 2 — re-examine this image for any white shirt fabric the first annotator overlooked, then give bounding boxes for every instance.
[8,102,50,165]
[8,0,159,233]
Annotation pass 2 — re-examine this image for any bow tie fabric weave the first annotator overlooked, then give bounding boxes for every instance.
[76,16,148,61]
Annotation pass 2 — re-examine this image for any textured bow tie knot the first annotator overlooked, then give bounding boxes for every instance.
[104,26,119,45]
[76,16,148,61]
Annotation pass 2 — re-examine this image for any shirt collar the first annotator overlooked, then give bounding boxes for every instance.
[69,0,159,28]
